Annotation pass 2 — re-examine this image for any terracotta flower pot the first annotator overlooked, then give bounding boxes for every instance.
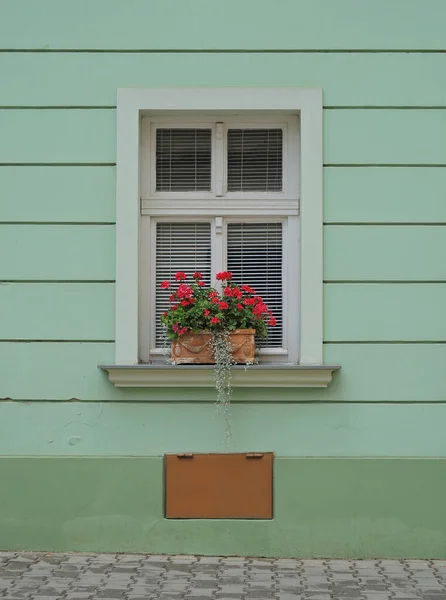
[171,329,255,365]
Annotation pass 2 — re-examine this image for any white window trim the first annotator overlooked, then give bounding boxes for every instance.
[115,87,323,367]
[140,114,299,362]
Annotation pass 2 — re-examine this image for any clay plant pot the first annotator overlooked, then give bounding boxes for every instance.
[171,329,255,365]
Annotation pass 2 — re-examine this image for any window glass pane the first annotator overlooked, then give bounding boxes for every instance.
[155,222,212,347]
[227,222,283,348]
[156,128,212,192]
[227,129,283,192]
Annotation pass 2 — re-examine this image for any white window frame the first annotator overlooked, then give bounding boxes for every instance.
[116,88,323,366]
[139,114,299,362]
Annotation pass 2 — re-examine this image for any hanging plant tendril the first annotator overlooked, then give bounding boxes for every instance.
[210,332,236,445]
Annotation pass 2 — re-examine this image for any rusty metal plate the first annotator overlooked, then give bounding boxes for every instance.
[165,452,273,519]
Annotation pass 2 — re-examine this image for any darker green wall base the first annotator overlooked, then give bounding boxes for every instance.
[1,457,445,558]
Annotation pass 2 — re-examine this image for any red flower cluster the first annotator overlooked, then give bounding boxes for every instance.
[216,271,232,281]
[159,270,277,341]
[242,284,256,294]
[172,323,188,335]
[223,286,242,299]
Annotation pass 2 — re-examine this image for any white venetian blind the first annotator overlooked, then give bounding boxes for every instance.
[156,128,212,192]
[155,222,212,347]
[227,222,283,348]
[227,128,283,192]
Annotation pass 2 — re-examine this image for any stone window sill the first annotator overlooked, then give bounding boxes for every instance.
[98,363,341,388]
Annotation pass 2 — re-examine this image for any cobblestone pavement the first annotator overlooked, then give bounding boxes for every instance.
[0,552,445,600]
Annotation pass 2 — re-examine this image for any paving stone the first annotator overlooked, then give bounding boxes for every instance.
[1,552,444,600]
[29,597,67,600]
[195,557,221,564]
[244,592,274,599]
[190,579,218,589]
[188,589,217,597]
[4,592,34,600]
[32,588,65,596]
[248,581,276,589]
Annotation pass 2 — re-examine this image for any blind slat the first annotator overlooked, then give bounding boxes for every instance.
[155,222,212,346]
[227,222,283,348]
[227,129,283,192]
[156,128,212,192]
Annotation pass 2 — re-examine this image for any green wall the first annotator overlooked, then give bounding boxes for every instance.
[1,457,445,558]
[1,0,446,556]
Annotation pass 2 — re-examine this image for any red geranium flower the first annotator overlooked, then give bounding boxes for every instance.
[216,271,233,281]
[160,280,170,289]
[242,284,256,294]
[175,271,187,281]
[203,309,210,317]
[219,301,229,310]
[192,271,203,279]
[210,317,220,324]
[236,304,244,311]
[268,316,277,327]
[197,280,206,287]
[177,284,193,299]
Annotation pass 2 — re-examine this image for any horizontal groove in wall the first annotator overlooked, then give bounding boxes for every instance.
[0,163,116,167]
[324,106,446,110]
[0,339,115,344]
[1,49,446,54]
[324,340,446,345]
[1,163,444,168]
[324,164,446,168]
[0,280,115,284]
[1,399,445,405]
[2,106,446,111]
[0,106,116,110]
[324,222,446,226]
[5,222,443,227]
[8,222,445,228]
[0,221,116,226]
[324,280,446,284]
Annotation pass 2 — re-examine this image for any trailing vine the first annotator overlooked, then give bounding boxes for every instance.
[210,331,236,444]
[159,270,277,444]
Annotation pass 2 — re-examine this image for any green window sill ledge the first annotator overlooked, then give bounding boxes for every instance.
[98,363,341,388]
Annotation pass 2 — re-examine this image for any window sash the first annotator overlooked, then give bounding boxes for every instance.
[143,117,298,202]
[148,217,288,355]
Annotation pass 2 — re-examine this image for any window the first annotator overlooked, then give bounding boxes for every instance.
[113,88,323,376]
[139,115,300,362]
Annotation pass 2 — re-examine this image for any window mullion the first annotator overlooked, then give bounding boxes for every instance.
[212,217,225,284]
[215,122,225,197]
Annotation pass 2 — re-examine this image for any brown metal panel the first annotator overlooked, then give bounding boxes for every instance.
[165,452,273,519]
